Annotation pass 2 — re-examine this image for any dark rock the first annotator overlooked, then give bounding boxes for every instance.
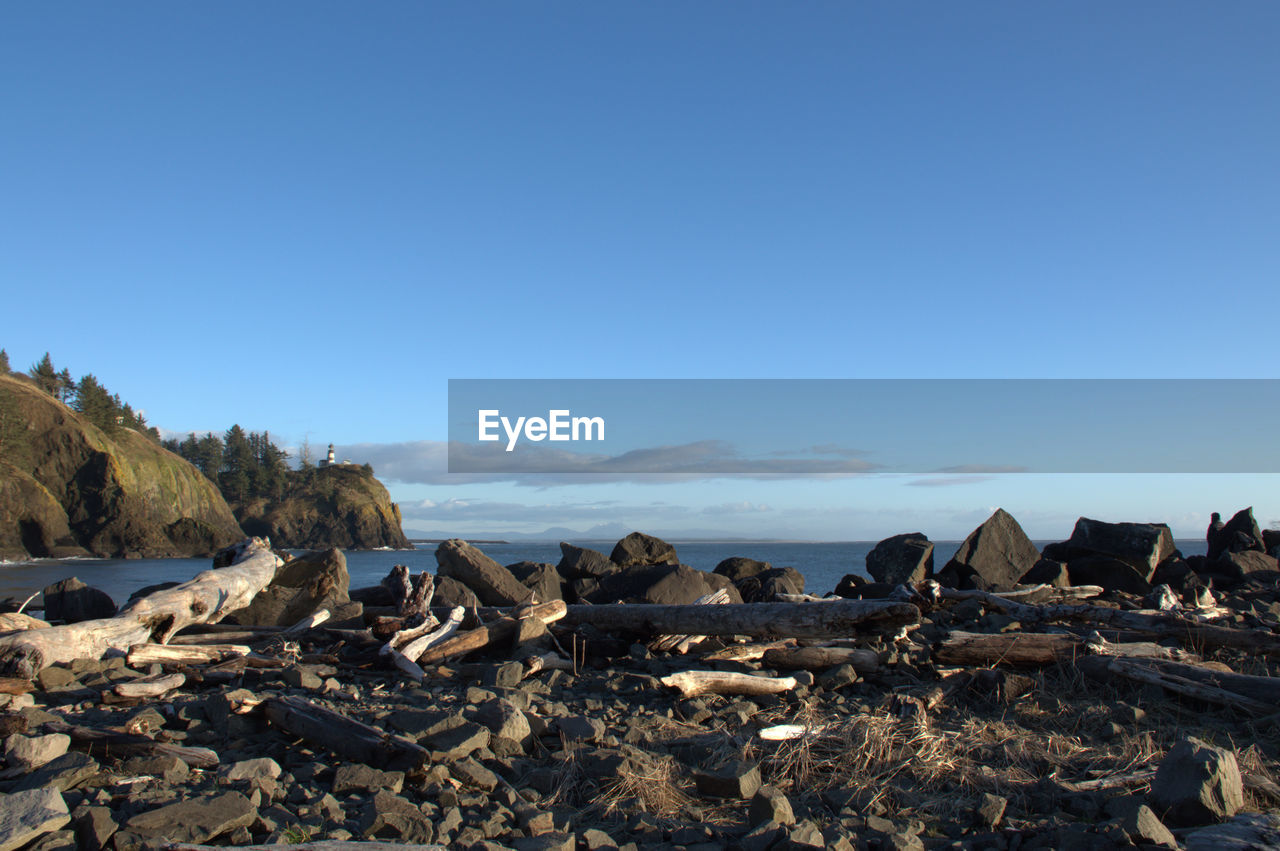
[833,575,898,599]
[610,532,678,567]
[450,756,499,791]
[713,557,772,582]
[433,575,480,609]
[1120,804,1176,847]
[482,661,524,689]
[423,720,490,762]
[348,583,394,606]
[1152,556,1194,591]
[436,539,531,606]
[1213,550,1279,579]
[750,785,796,827]
[507,562,565,603]
[1067,555,1153,594]
[1208,508,1265,560]
[220,757,281,784]
[0,787,70,851]
[735,567,806,603]
[1148,736,1243,826]
[556,543,617,580]
[331,763,404,795]
[474,698,532,749]
[226,547,354,627]
[1060,517,1175,579]
[693,760,761,798]
[938,508,1039,591]
[1182,812,1280,850]
[121,755,188,784]
[358,791,434,844]
[865,533,934,585]
[590,563,744,605]
[975,793,1007,827]
[5,752,98,794]
[125,791,257,844]
[40,578,115,623]
[553,715,605,743]
[72,806,117,851]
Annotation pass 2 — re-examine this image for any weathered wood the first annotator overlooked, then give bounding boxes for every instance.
[651,588,730,653]
[1080,654,1280,710]
[562,599,919,639]
[0,677,34,695]
[126,643,251,667]
[285,609,331,634]
[936,631,1205,667]
[1058,767,1156,793]
[163,842,446,851]
[399,606,465,662]
[417,601,567,667]
[42,718,219,768]
[263,694,429,771]
[761,646,879,672]
[702,639,796,662]
[0,613,50,632]
[660,670,798,698]
[113,672,185,699]
[941,589,1280,655]
[0,538,281,677]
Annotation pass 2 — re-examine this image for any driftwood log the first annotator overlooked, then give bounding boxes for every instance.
[263,695,429,771]
[935,631,1204,667]
[562,599,918,639]
[417,601,567,667]
[43,718,218,768]
[761,645,879,672]
[660,670,798,698]
[0,538,281,677]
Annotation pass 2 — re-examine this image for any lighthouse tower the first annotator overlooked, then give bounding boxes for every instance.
[321,443,336,468]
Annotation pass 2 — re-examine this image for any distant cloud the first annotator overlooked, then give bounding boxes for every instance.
[932,464,1029,474]
[340,439,879,487]
[701,501,773,515]
[906,476,995,487]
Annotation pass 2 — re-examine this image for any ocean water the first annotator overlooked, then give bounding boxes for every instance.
[0,538,1210,610]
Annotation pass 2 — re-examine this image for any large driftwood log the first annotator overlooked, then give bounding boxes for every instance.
[126,644,252,667]
[936,631,1206,667]
[1078,654,1280,712]
[761,646,879,672]
[660,670,798,698]
[0,538,281,677]
[417,601,567,667]
[263,695,428,771]
[942,589,1280,655]
[562,600,918,639]
[42,718,218,768]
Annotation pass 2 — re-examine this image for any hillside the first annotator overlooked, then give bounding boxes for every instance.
[233,463,410,550]
[0,374,244,560]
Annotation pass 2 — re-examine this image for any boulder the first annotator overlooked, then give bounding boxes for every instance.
[2,734,69,772]
[1066,556,1154,595]
[40,578,115,624]
[0,787,69,851]
[556,543,617,580]
[431,575,480,609]
[589,563,744,605]
[693,761,761,799]
[865,533,934,585]
[1148,736,1243,827]
[225,547,355,627]
[714,557,772,582]
[473,698,532,749]
[1019,559,1069,588]
[435,539,530,606]
[610,532,678,567]
[1208,508,1265,560]
[125,791,257,844]
[1213,550,1279,579]
[507,562,566,603]
[735,567,806,602]
[1060,518,1175,579]
[939,509,1039,592]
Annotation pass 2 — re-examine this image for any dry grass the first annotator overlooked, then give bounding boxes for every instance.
[595,749,696,820]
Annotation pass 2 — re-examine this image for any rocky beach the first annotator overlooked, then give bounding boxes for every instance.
[0,510,1277,850]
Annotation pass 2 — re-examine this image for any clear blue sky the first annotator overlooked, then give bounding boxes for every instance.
[3,4,1277,539]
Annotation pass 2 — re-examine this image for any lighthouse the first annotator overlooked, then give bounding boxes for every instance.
[321,443,336,468]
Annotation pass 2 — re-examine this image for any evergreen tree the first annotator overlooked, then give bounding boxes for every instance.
[0,348,9,374]
[220,424,254,503]
[29,353,59,397]
[55,368,75,403]
[74,374,119,432]
[256,431,290,501]
[195,433,224,481]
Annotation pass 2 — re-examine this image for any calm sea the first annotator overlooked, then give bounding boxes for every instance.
[0,539,1210,610]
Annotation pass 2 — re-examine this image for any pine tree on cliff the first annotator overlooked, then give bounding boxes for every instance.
[74,374,119,432]
[220,425,254,503]
[0,348,9,374]
[29,353,59,397]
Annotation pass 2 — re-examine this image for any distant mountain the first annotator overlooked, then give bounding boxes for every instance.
[404,521,787,543]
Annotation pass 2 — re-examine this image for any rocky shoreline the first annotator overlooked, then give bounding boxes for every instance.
[0,509,1278,850]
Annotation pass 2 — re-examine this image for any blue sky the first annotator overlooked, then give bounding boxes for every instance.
[3,4,1277,539]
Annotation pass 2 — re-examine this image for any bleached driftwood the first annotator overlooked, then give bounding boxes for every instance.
[285,609,331,634]
[562,599,918,640]
[651,588,731,653]
[761,646,879,672]
[113,672,186,699]
[399,606,465,662]
[417,601,567,667]
[0,538,281,677]
[660,670,798,698]
[127,643,252,667]
[702,639,797,662]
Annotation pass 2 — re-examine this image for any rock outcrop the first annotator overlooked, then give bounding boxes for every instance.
[939,509,1039,592]
[234,465,410,550]
[865,533,934,585]
[0,374,243,560]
